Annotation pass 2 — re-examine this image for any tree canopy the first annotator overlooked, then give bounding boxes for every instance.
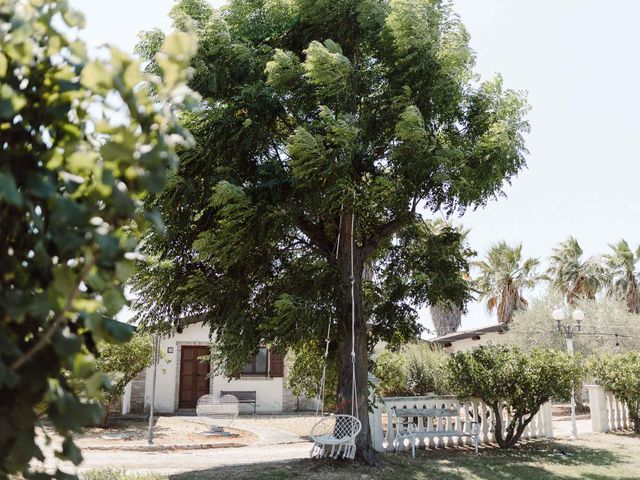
[131,0,529,456]
[0,0,196,476]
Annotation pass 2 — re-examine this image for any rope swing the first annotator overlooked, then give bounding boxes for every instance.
[310,202,362,460]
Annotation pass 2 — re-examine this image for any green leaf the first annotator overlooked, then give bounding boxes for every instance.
[0,171,23,206]
[102,288,127,316]
[123,61,143,89]
[61,437,83,465]
[72,353,96,379]
[0,84,27,118]
[62,8,86,28]
[81,62,113,91]
[0,53,7,77]
[67,151,99,173]
[52,330,82,358]
[86,316,134,344]
[52,266,77,298]
[161,31,198,62]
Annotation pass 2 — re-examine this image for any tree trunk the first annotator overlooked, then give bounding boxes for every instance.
[630,401,640,434]
[334,212,376,464]
[491,403,537,449]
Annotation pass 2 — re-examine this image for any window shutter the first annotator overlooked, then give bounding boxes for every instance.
[269,351,284,377]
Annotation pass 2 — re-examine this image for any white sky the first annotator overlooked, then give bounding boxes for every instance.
[72,0,640,333]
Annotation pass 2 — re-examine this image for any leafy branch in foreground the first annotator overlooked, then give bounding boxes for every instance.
[0,0,198,476]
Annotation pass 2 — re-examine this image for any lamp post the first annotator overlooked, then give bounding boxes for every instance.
[552,307,584,439]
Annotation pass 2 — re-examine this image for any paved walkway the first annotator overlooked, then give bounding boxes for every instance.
[232,418,305,445]
[36,416,313,476]
[552,418,593,438]
[73,442,312,475]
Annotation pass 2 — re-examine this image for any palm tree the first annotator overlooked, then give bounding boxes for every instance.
[474,242,543,324]
[547,237,607,303]
[604,240,640,314]
[429,221,470,336]
[430,301,463,336]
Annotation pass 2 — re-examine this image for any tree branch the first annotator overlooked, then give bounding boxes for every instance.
[361,215,413,261]
[10,255,96,372]
[297,216,333,256]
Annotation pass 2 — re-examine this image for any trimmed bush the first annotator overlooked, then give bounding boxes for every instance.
[446,345,582,448]
[589,352,640,433]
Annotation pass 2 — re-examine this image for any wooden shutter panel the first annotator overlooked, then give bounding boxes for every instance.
[269,351,284,377]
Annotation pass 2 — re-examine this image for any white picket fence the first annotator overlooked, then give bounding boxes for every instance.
[369,395,553,452]
[587,384,633,432]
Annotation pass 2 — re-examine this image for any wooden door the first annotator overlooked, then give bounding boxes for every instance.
[178,345,210,409]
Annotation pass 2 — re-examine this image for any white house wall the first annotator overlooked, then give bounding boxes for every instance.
[143,323,284,413]
[446,331,508,353]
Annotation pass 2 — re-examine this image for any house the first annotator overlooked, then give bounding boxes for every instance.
[429,323,508,353]
[121,322,317,414]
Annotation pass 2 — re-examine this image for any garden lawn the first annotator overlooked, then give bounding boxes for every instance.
[168,432,639,480]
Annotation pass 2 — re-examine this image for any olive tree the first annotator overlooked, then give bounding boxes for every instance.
[0,1,197,476]
[446,346,582,448]
[373,343,449,397]
[504,294,640,355]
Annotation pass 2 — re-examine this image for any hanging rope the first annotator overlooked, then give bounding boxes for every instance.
[310,195,361,460]
[350,208,358,422]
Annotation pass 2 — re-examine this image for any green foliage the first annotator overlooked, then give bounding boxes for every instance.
[446,345,583,448]
[130,0,528,451]
[504,294,640,355]
[589,352,640,433]
[373,343,448,397]
[0,1,197,476]
[95,333,154,422]
[286,340,338,410]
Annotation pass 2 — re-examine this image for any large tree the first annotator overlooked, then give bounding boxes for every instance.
[0,1,196,476]
[474,242,543,324]
[132,0,529,459]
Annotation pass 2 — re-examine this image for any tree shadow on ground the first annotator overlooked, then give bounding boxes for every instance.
[168,439,637,480]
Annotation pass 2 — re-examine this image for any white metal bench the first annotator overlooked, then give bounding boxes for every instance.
[389,405,479,457]
[221,390,257,413]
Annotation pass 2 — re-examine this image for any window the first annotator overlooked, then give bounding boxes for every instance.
[238,348,285,378]
[241,347,268,376]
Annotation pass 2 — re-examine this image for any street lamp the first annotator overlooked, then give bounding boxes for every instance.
[552,307,584,439]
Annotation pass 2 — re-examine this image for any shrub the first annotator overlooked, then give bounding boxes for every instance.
[95,333,154,424]
[446,345,583,448]
[286,340,338,411]
[373,343,448,397]
[589,352,640,433]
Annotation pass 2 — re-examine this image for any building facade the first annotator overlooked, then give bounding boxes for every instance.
[121,322,316,414]
[430,324,508,353]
